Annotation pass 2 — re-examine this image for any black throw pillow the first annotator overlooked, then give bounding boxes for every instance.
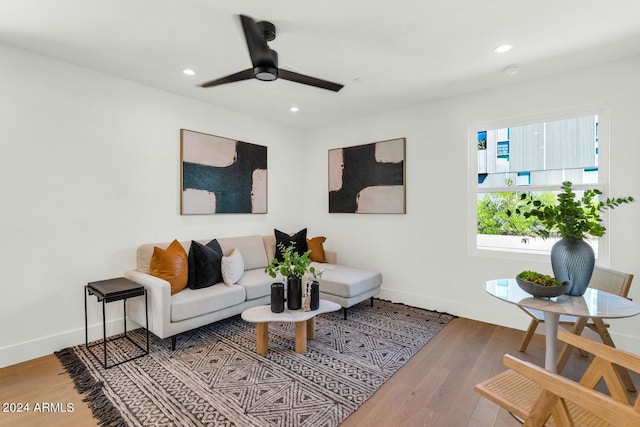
[187,239,223,289]
[274,228,308,262]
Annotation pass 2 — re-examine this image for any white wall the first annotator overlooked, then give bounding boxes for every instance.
[0,44,307,367]
[303,55,640,353]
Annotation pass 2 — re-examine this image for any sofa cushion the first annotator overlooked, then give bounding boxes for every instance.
[188,239,223,289]
[263,234,276,262]
[137,240,190,274]
[274,228,307,261]
[218,235,268,270]
[150,239,188,295]
[171,284,246,322]
[235,269,274,300]
[318,264,382,298]
[307,236,327,262]
[221,249,244,285]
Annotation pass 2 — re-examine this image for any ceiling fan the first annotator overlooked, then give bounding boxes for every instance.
[200,14,344,92]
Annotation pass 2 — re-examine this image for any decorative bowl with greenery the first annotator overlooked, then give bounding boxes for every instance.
[507,181,634,240]
[516,270,563,287]
[265,243,318,279]
[516,270,570,297]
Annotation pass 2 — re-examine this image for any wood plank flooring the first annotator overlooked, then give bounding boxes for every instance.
[1,317,635,427]
[0,353,97,427]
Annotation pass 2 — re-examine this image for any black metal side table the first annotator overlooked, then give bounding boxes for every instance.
[84,277,149,368]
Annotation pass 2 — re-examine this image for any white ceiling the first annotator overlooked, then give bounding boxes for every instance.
[2,0,640,129]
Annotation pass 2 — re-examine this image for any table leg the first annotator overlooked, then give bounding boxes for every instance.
[256,322,269,355]
[84,287,88,348]
[295,321,307,353]
[307,317,316,340]
[102,299,107,368]
[144,290,149,354]
[543,312,560,372]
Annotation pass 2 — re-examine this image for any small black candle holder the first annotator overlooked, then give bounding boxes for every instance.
[271,282,285,313]
[309,280,319,310]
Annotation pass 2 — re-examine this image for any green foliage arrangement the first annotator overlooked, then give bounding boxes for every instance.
[507,181,634,240]
[516,270,562,287]
[265,243,317,279]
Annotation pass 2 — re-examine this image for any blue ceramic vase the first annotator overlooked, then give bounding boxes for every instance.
[550,237,595,296]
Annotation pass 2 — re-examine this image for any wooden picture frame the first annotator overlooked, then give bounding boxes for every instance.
[180,129,267,214]
[328,138,406,213]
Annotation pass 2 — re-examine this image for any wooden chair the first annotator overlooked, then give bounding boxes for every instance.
[475,330,640,426]
[518,266,634,353]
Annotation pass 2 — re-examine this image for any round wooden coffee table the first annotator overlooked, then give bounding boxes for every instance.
[241,299,341,354]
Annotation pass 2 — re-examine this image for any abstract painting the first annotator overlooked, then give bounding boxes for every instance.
[180,129,267,214]
[329,138,406,213]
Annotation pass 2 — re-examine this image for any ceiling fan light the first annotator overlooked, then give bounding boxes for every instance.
[254,66,278,81]
[183,68,195,76]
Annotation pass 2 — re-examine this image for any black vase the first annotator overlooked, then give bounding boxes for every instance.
[309,280,320,310]
[287,276,302,310]
[271,282,285,313]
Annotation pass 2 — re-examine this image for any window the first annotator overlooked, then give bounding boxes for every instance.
[469,106,609,260]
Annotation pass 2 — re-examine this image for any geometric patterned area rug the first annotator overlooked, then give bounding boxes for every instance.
[56,299,453,427]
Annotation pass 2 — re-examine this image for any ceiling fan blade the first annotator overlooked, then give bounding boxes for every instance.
[200,69,254,88]
[278,69,344,92]
[239,14,274,68]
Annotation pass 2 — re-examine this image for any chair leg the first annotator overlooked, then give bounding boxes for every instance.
[519,318,540,352]
[171,336,177,351]
[591,318,636,392]
[557,317,588,374]
[561,323,589,357]
[370,296,374,307]
[343,307,347,320]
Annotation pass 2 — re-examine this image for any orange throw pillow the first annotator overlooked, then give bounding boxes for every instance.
[307,236,327,263]
[150,239,188,295]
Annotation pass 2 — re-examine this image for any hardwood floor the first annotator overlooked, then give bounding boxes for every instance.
[1,317,635,427]
[0,353,97,427]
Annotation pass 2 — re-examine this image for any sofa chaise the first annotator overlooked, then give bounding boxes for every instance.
[124,234,382,349]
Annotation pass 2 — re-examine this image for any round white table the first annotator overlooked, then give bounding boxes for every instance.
[483,279,640,372]
[241,299,341,354]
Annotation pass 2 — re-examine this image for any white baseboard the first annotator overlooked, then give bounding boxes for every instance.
[0,317,131,369]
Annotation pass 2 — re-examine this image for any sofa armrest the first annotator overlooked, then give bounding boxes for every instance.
[325,250,337,264]
[124,270,171,339]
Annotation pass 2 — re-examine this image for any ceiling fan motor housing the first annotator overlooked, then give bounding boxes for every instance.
[255,49,278,81]
[254,66,278,81]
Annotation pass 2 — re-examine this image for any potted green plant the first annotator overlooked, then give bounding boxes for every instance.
[266,243,318,310]
[508,181,634,296]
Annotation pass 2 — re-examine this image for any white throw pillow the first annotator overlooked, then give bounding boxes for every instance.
[221,248,244,285]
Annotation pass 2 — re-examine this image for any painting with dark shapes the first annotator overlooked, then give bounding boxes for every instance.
[329,138,405,213]
[181,129,267,214]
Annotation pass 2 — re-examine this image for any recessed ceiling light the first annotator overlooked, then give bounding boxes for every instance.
[503,64,520,76]
[494,44,513,53]
[290,106,299,113]
[183,69,195,76]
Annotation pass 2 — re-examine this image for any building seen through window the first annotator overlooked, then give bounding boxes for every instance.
[476,114,600,255]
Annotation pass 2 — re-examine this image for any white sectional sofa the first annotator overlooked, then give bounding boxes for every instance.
[125,234,382,349]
